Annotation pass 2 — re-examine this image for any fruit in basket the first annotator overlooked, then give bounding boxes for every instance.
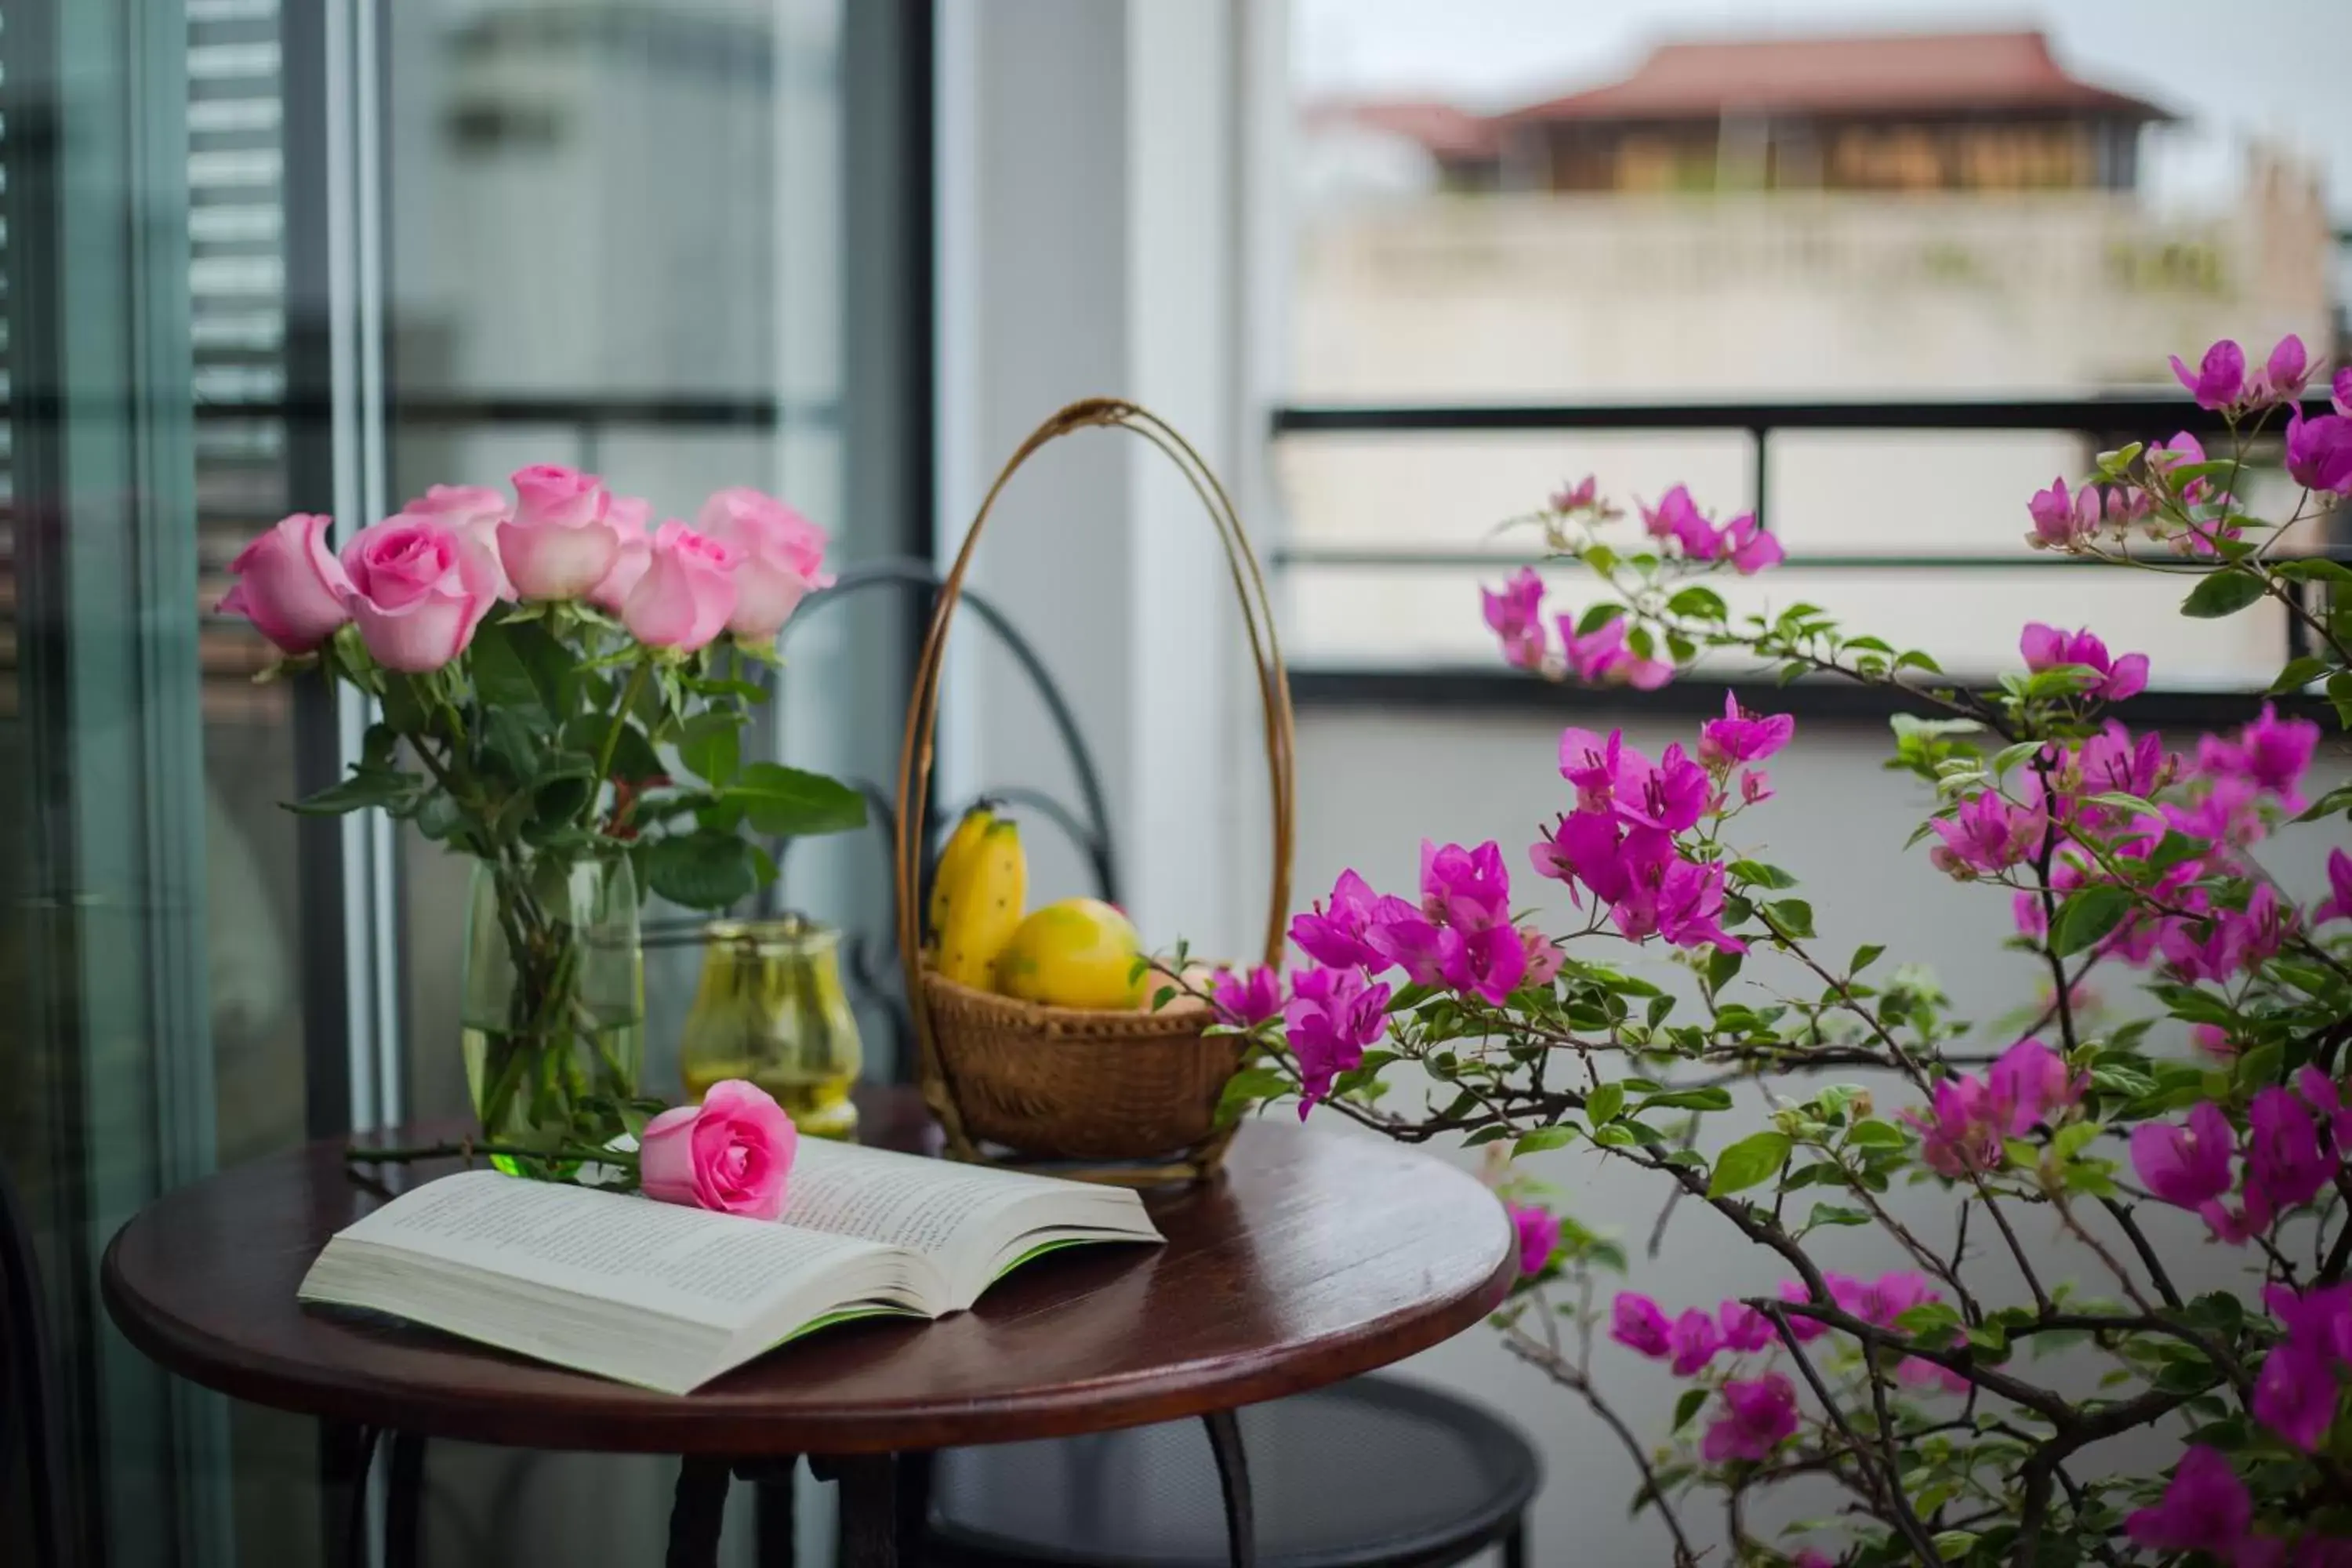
[927,801,997,942]
[935,820,1027,987]
[994,898,1145,1010]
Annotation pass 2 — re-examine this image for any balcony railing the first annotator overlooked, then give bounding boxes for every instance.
[1269,394,2347,724]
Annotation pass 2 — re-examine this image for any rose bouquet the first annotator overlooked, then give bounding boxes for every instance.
[222,466,865,1171]
[1208,341,2352,1563]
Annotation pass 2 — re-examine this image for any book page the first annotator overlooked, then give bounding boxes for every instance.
[779,1139,1049,1261]
[327,1170,887,1328]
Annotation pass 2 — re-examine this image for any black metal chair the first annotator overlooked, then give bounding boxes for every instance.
[922,1376,1538,1568]
[2,1156,74,1568]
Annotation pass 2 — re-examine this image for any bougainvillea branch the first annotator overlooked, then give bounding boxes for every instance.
[1207,343,2352,1563]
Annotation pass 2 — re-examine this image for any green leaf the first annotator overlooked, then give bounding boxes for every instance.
[1704,947,1744,991]
[1574,601,1625,637]
[1585,1082,1626,1125]
[2273,557,2352,585]
[1849,943,1884,974]
[1729,859,1798,890]
[1214,1066,1291,1125]
[1708,1131,1791,1197]
[644,832,759,910]
[286,768,418,816]
[1843,1119,1907,1148]
[1635,1086,1733,1113]
[1765,898,1814,939]
[2296,783,2352,822]
[1512,1126,1577,1157]
[1804,1203,1870,1229]
[2051,885,2134,957]
[677,711,743,788]
[2051,1121,2101,1160]
[2179,569,2266,619]
[1671,1387,1708,1433]
[1665,586,1726,622]
[466,619,554,724]
[728,763,868,838]
[1932,1530,1978,1561]
[2270,655,2332,695]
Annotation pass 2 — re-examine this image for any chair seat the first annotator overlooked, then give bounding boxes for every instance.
[925,1375,1540,1568]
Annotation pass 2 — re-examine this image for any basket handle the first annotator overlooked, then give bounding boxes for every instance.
[892,399,1296,1156]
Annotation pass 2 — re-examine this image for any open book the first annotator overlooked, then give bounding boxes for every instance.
[297,1138,1163,1395]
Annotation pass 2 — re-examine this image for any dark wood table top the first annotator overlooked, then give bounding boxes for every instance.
[100,1087,1515,1456]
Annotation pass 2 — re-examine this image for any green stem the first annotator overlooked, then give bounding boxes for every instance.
[588,658,653,825]
[345,1140,638,1167]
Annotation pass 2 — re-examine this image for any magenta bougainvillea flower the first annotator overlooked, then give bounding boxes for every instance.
[1507,1202,1559,1277]
[1288,869,1386,970]
[2019,622,2151,702]
[1698,690,1795,768]
[2126,1447,2252,1556]
[2197,702,2321,814]
[2026,477,2098,550]
[2317,849,2352,925]
[1610,1291,1672,1357]
[1558,614,1673,690]
[2286,410,2352,495]
[1718,1301,1775,1354]
[1482,567,1548,670]
[1700,1374,1798,1464]
[2255,1342,2338,1452]
[1928,790,2044,878]
[1421,839,1512,931]
[2169,338,2249,411]
[1283,964,1391,1116]
[1667,1308,1725,1376]
[2130,1102,2236,1210]
[1208,965,1283,1028]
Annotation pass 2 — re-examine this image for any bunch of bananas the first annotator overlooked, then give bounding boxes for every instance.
[926,804,1149,1010]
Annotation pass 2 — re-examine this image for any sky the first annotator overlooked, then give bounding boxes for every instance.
[1290,0,2352,215]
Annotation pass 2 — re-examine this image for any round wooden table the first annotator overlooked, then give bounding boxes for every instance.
[101,1088,1515,1567]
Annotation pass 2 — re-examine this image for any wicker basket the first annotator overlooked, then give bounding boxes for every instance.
[894,398,1294,1185]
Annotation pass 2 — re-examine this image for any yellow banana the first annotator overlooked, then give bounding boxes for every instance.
[927,802,996,943]
[935,820,1027,988]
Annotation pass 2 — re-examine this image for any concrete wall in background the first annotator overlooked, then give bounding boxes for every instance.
[1292,699,2350,1563]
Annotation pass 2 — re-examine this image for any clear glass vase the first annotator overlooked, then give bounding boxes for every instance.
[679,914,864,1140]
[460,852,645,1175]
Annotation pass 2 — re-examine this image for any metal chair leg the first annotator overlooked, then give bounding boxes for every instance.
[320,1422,379,1568]
[741,1455,799,1568]
[1502,1515,1528,1568]
[667,1456,733,1568]
[1200,1409,1256,1568]
[815,1453,899,1568]
[384,1430,426,1568]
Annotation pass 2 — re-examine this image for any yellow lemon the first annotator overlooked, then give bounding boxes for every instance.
[994,898,1145,1009]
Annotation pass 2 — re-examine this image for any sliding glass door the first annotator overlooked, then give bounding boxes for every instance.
[0,0,927,1561]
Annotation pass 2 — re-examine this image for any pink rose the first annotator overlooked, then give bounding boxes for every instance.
[403,484,514,596]
[622,521,740,651]
[498,463,619,600]
[220,512,354,652]
[698,487,832,642]
[339,517,503,672]
[639,1079,797,1221]
[588,496,654,612]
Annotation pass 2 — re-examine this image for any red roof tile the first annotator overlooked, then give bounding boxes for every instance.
[1506,31,2171,125]
[1305,98,1504,161]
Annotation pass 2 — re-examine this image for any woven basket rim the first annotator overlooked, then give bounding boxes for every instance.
[918,966,1218,1035]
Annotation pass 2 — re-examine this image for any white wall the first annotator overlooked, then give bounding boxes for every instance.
[935,0,1257,961]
